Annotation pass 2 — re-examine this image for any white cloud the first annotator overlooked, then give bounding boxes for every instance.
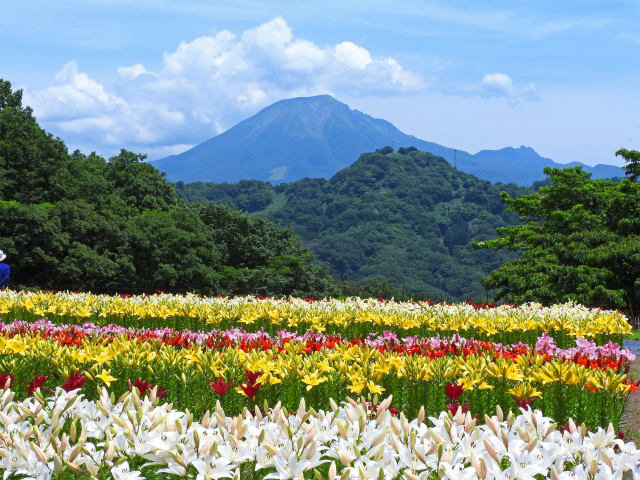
[451,72,540,103]
[481,73,515,97]
[27,17,426,158]
[241,16,292,50]
[333,42,371,70]
[26,61,186,152]
[28,61,126,122]
[162,31,240,76]
[117,63,151,80]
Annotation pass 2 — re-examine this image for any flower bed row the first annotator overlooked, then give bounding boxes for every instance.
[0,386,638,479]
[0,319,635,364]
[0,322,635,429]
[0,290,631,345]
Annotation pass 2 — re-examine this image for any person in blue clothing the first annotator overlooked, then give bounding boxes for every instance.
[0,251,10,289]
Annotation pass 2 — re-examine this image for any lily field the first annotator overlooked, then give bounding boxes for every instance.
[0,290,638,479]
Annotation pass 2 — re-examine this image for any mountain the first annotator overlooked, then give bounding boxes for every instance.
[154,94,422,184]
[465,146,622,185]
[176,149,532,301]
[153,95,622,186]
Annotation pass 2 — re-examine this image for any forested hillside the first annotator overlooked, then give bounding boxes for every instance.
[0,79,335,297]
[177,148,531,301]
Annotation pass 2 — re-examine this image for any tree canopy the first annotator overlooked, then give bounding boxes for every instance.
[473,154,640,323]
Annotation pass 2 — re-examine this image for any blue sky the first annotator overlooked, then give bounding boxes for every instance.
[1,0,638,166]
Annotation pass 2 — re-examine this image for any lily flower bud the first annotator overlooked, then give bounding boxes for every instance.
[337,449,351,467]
[31,443,48,464]
[358,462,367,480]
[372,443,384,462]
[483,439,498,462]
[479,458,488,479]
[68,444,82,463]
[69,420,77,443]
[305,441,317,460]
[501,429,509,448]
[370,429,386,449]
[328,461,337,480]
[470,450,481,475]
[53,454,63,475]
[526,437,537,453]
[484,415,498,435]
[506,411,514,427]
[297,397,306,418]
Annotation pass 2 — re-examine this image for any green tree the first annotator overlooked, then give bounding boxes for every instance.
[473,152,640,325]
[126,206,222,294]
[360,277,401,299]
[0,79,72,203]
[105,149,178,211]
[0,80,25,110]
[195,203,337,297]
[617,148,640,182]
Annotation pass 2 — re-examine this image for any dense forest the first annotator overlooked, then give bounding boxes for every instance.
[0,79,336,297]
[176,147,532,301]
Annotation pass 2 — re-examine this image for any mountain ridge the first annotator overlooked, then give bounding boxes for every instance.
[152,95,622,186]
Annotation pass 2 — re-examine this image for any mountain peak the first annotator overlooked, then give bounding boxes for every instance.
[267,94,349,115]
[151,96,622,186]
[152,95,411,183]
[274,94,341,104]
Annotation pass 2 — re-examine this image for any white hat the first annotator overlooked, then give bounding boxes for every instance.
[0,251,5,262]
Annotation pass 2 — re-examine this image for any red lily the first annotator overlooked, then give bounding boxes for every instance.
[210,378,233,396]
[61,371,86,392]
[133,378,153,395]
[514,397,535,410]
[0,373,14,389]
[444,382,465,401]
[154,385,169,399]
[21,374,48,395]
[129,378,169,398]
[245,370,262,385]
[562,424,590,434]
[239,381,260,400]
[445,399,470,416]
